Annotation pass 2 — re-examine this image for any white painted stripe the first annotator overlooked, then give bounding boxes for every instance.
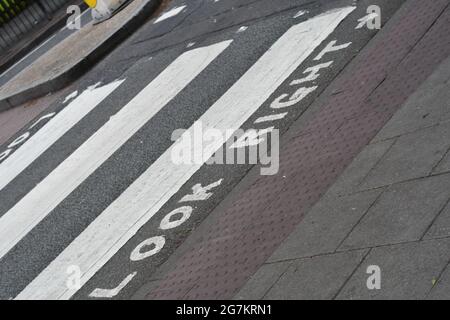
[154,5,186,24]
[0,80,124,192]
[89,272,137,298]
[17,7,354,300]
[254,112,288,124]
[0,41,231,263]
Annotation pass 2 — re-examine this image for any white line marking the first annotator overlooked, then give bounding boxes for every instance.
[154,5,187,24]
[89,272,137,298]
[0,41,231,264]
[63,90,79,103]
[29,113,57,130]
[179,179,223,203]
[16,7,354,300]
[356,12,379,29]
[294,10,307,18]
[0,80,124,192]
[254,113,288,124]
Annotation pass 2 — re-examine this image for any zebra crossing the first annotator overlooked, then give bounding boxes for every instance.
[0,2,379,299]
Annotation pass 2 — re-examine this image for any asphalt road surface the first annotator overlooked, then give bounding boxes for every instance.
[0,0,409,299]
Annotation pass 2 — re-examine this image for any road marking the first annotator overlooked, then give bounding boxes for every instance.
[0,41,231,264]
[0,80,124,192]
[179,179,223,203]
[16,7,355,300]
[356,12,379,29]
[63,91,79,103]
[89,272,137,298]
[254,113,288,124]
[154,5,187,24]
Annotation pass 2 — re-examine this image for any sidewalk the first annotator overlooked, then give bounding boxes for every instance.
[0,1,85,74]
[141,0,450,300]
[235,55,450,300]
[0,0,161,112]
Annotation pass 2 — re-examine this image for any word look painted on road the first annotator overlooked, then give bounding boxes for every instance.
[87,177,223,298]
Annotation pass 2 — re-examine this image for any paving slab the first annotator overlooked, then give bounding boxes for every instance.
[234,261,292,300]
[267,189,383,262]
[425,201,450,240]
[373,57,450,142]
[360,123,450,189]
[328,140,394,196]
[263,250,368,300]
[427,263,450,300]
[341,173,450,250]
[337,239,450,300]
[433,150,450,175]
[0,0,162,112]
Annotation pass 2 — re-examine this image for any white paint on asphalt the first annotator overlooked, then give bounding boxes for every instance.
[356,12,379,29]
[254,112,288,124]
[0,41,231,266]
[63,90,79,103]
[16,7,355,300]
[237,26,248,33]
[89,272,137,298]
[130,236,166,262]
[179,179,223,203]
[294,10,307,18]
[0,80,124,192]
[154,5,187,24]
[314,40,352,61]
[29,113,56,130]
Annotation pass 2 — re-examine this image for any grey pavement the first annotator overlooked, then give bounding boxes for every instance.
[0,6,93,88]
[235,55,450,300]
[0,0,161,111]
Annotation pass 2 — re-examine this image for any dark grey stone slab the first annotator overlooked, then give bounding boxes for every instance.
[337,239,450,300]
[234,261,291,300]
[360,122,450,189]
[373,57,450,142]
[433,149,450,175]
[427,263,450,300]
[268,189,382,262]
[263,250,368,300]
[425,201,450,240]
[341,174,450,250]
[328,140,394,196]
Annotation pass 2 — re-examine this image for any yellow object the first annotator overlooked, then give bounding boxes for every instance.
[85,0,129,22]
[84,0,97,8]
